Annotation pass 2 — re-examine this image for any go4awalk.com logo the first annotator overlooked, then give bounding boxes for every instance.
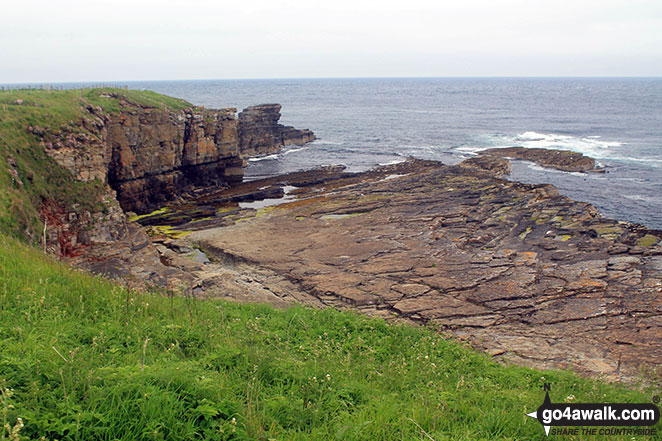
[526,384,660,437]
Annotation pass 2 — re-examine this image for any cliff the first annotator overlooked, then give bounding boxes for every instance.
[106,107,244,213]
[238,104,315,157]
[41,102,244,214]
[39,97,314,214]
[0,88,314,287]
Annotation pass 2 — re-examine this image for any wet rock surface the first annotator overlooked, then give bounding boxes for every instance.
[151,157,662,382]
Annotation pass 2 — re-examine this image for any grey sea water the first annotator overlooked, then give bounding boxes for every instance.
[9,78,662,228]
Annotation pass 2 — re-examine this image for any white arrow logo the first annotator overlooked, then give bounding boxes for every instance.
[526,410,551,436]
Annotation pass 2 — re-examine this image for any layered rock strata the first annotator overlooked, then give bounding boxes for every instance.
[238,104,315,157]
[40,188,194,291]
[33,95,313,287]
[40,102,244,214]
[106,107,244,213]
[41,100,315,215]
[157,158,662,382]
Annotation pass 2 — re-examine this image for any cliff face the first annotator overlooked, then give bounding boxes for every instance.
[22,90,314,288]
[44,102,314,214]
[238,104,315,157]
[106,107,244,213]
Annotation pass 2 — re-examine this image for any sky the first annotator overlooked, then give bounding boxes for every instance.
[1,0,661,83]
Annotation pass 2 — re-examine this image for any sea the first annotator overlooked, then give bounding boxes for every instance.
[7,78,662,229]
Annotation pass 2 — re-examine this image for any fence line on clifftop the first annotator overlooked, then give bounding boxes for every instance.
[0,84,130,92]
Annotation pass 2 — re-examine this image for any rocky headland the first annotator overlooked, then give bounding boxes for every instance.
[238,104,315,157]
[39,97,314,215]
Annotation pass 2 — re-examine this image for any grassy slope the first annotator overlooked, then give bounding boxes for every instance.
[0,88,191,241]
[0,236,658,441]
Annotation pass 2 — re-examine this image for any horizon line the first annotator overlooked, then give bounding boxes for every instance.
[2,75,662,86]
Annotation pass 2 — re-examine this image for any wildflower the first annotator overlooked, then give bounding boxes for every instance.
[7,169,23,186]
[8,417,23,441]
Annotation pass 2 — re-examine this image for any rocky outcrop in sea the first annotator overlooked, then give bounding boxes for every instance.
[238,104,315,157]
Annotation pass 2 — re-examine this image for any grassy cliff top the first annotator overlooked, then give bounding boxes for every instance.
[0,88,192,240]
[0,234,657,441]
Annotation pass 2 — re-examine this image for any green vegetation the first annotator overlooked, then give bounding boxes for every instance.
[637,234,660,248]
[129,207,172,223]
[0,235,658,441]
[0,88,191,241]
[145,225,192,239]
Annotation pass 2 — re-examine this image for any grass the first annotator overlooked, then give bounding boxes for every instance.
[0,235,659,441]
[0,88,191,241]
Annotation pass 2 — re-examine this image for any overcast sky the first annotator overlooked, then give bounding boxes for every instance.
[2,0,661,83]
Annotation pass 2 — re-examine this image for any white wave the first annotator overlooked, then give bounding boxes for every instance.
[378,158,407,166]
[608,156,662,167]
[247,154,279,162]
[516,131,563,142]
[512,131,623,157]
[524,161,588,177]
[475,131,625,161]
[311,139,345,146]
[455,145,513,154]
[622,194,657,203]
[283,146,308,155]
[398,145,436,151]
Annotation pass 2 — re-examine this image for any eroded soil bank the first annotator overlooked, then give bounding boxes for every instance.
[136,157,662,383]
